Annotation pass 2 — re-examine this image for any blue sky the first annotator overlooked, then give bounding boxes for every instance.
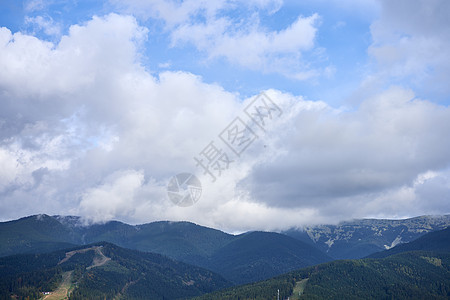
[0,0,449,231]
[1,0,448,105]
[0,0,375,104]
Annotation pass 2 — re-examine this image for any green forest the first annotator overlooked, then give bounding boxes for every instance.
[0,218,449,299]
[195,251,450,300]
[0,242,230,300]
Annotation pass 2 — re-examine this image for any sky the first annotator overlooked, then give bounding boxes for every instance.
[0,0,449,232]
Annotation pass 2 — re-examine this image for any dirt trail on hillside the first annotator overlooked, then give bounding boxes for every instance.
[45,246,111,299]
[58,246,98,265]
[42,271,73,300]
[58,245,110,269]
[87,246,111,269]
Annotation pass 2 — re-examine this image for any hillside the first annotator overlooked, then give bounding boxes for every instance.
[0,215,235,259]
[283,215,450,259]
[4,214,448,262]
[0,215,331,284]
[202,231,332,284]
[196,226,450,299]
[0,242,230,300]
[196,251,450,300]
[0,215,79,256]
[368,226,450,259]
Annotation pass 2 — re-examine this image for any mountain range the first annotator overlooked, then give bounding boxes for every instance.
[0,214,449,299]
[3,214,449,261]
[0,214,331,284]
[283,214,450,259]
[196,226,450,299]
[368,226,450,259]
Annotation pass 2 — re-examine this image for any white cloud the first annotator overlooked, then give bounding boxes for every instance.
[24,0,46,12]
[369,0,450,97]
[111,0,324,80]
[0,148,19,192]
[0,13,242,223]
[78,169,145,223]
[158,61,172,69]
[240,87,450,223]
[25,15,62,37]
[172,14,319,77]
[0,13,449,232]
[111,0,283,25]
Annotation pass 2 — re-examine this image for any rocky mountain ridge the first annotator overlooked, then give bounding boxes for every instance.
[283,214,450,259]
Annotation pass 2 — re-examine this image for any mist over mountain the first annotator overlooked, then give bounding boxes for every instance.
[0,213,449,298]
[1,1,449,299]
[0,214,332,284]
[3,214,449,261]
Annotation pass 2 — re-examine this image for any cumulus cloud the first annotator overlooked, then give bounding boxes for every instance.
[0,13,241,223]
[0,12,449,231]
[78,169,145,223]
[241,87,450,223]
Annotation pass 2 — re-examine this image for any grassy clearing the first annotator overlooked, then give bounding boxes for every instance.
[290,278,309,300]
[42,271,73,300]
